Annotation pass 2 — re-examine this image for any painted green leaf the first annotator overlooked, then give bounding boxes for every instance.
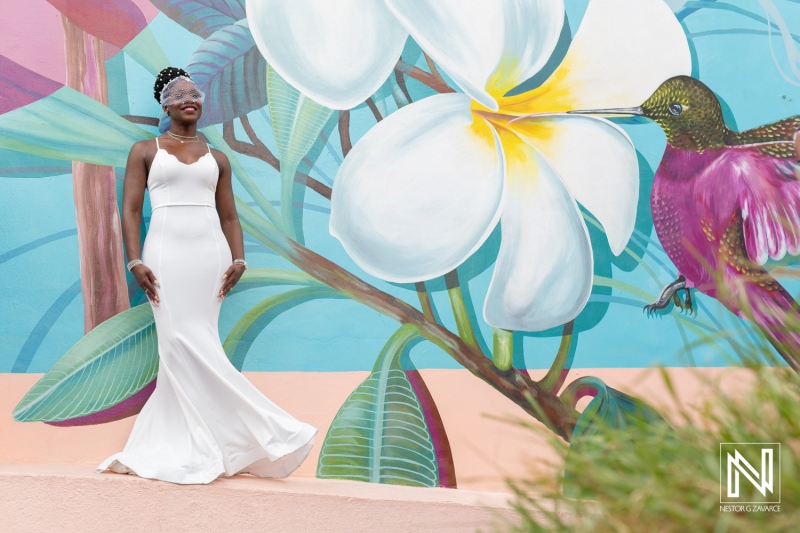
[297,113,337,177]
[563,377,671,496]
[570,379,668,439]
[13,304,158,423]
[224,285,344,370]
[0,86,152,168]
[0,147,71,178]
[266,65,333,238]
[317,324,440,487]
[13,269,318,424]
[231,268,324,293]
[123,26,172,78]
[201,126,283,228]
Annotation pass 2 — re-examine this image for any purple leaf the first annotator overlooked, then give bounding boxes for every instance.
[188,20,267,126]
[150,0,246,38]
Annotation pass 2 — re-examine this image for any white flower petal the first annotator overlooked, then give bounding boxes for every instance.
[484,129,593,332]
[246,0,407,110]
[386,0,564,110]
[489,0,565,96]
[500,0,691,114]
[330,93,504,282]
[509,113,638,255]
[386,0,501,110]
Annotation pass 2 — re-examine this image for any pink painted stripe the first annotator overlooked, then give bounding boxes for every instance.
[46,0,147,48]
[0,55,63,114]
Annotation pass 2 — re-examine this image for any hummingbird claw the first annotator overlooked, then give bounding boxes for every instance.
[644,275,691,320]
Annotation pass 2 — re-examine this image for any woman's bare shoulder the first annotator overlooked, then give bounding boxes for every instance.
[130,138,160,154]
[128,138,161,163]
[208,146,230,167]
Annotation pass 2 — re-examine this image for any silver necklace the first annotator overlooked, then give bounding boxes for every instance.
[167,131,199,144]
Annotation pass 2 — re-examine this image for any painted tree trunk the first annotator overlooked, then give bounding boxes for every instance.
[62,16,130,332]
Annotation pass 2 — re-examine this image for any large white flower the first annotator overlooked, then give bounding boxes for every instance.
[248,0,691,331]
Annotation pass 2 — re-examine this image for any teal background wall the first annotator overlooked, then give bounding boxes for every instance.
[3,0,800,376]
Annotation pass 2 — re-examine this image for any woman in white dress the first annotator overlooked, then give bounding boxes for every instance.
[95,67,318,484]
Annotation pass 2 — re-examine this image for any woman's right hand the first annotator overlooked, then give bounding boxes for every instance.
[132,264,160,306]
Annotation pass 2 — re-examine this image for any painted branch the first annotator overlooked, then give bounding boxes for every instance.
[338,110,352,157]
[365,98,383,122]
[239,115,280,171]
[539,320,575,394]
[63,16,130,332]
[121,115,158,127]
[239,204,579,440]
[395,60,455,94]
[290,238,577,437]
[223,120,331,200]
[423,52,443,82]
[415,282,435,322]
[444,270,483,354]
[394,69,413,104]
[297,174,332,200]
[223,120,274,168]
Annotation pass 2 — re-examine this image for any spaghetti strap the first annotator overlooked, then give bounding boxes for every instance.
[155,137,160,150]
[206,143,212,154]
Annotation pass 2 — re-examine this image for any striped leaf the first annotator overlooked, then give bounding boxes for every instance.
[188,20,267,126]
[266,65,333,238]
[150,0,245,38]
[13,304,158,424]
[0,86,152,168]
[317,325,440,487]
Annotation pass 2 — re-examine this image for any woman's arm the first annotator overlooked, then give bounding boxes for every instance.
[122,140,160,305]
[214,150,246,301]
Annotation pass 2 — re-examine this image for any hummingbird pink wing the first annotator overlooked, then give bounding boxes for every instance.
[689,118,800,372]
[695,121,800,266]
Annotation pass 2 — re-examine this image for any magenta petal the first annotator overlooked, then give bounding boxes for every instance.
[0,55,63,115]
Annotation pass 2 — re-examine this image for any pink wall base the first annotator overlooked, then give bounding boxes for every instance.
[0,463,524,533]
[1,367,752,493]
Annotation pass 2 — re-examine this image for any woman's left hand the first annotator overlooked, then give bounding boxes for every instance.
[219,263,246,301]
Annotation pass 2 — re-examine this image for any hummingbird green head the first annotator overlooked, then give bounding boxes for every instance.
[640,76,729,151]
[569,75,731,152]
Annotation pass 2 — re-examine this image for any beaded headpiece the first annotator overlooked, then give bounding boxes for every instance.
[153,67,205,107]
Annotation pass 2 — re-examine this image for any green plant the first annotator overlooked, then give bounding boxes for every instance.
[488,364,800,532]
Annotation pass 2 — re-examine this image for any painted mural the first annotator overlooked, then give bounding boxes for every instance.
[2,0,800,489]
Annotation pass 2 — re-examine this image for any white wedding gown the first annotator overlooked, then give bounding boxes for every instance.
[96,138,317,484]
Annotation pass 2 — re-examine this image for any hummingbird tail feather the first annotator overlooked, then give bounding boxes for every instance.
[747,284,800,372]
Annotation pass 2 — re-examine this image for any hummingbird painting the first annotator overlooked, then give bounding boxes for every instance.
[578,75,800,371]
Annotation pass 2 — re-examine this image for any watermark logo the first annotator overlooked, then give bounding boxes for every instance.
[720,443,780,510]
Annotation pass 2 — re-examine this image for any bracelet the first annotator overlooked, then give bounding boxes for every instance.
[127,259,143,272]
[233,258,248,270]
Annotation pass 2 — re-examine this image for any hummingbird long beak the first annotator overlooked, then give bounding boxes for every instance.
[567,107,644,116]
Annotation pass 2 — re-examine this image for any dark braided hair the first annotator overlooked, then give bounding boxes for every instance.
[153,67,191,104]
